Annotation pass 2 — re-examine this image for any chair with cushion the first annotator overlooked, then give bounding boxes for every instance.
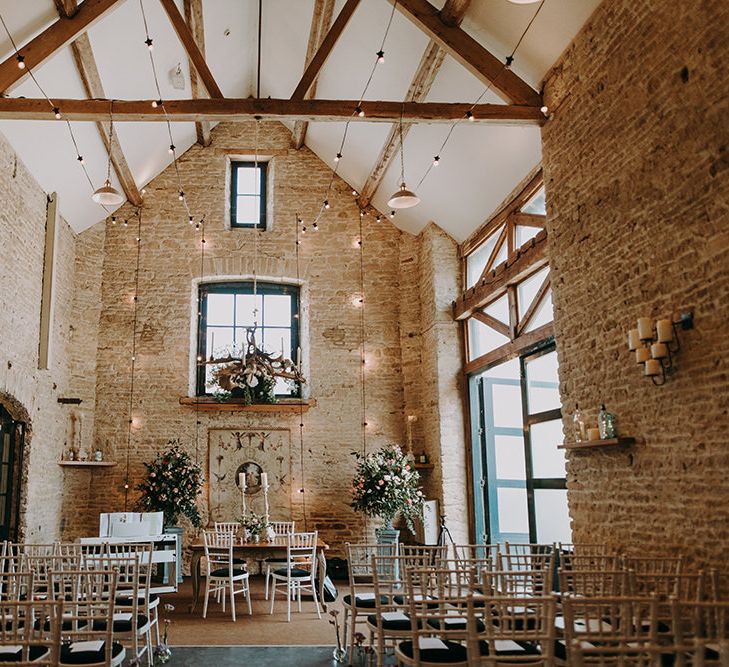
[55,569,126,667]
[343,543,397,665]
[263,521,295,600]
[0,598,61,666]
[269,531,321,622]
[559,569,630,598]
[202,529,251,621]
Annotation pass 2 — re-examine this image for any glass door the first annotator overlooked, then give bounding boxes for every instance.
[469,343,570,545]
[0,406,24,542]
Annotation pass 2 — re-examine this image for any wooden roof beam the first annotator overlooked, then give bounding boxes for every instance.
[385,0,541,107]
[158,0,222,99]
[356,0,469,207]
[0,97,545,124]
[183,0,211,146]
[69,34,142,206]
[53,0,79,18]
[292,0,336,149]
[290,0,361,100]
[0,0,124,94]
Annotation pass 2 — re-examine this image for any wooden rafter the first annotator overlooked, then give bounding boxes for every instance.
[477,225,506,283]
[292,0,336,149]
[464,322,554,375]
[454,229,548,321]
[0,97,544,124]
[183,0,211,146]
[290,0,361,100]
[53,0,79,18]
[357,0,468,207]
[511,212,546,228]
[0,0,124,94]
[472,311,509,338]
[386,0,541,107]
[158,0,222,99]
[70,34,142,206]
[516,273,551,336]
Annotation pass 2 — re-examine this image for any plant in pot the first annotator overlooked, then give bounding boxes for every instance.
[350,444,424,544]
[239,511,266,543]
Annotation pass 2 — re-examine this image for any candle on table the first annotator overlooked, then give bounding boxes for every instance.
[651,342,668,359]
[627,329,640,351]
[637,317,653,341]
[636,348,651,364]
[656,319,673,343]
[645,359,661,376]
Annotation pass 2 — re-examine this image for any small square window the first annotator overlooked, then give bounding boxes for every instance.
[230,161,267,229]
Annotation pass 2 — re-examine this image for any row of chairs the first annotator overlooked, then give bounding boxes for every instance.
[0,540,165,666]
[342,542,729,666]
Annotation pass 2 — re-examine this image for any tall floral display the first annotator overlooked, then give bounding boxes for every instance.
[137,440,204,528]
[351,444,424,531]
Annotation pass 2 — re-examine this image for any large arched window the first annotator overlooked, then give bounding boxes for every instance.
[196,281,300,397]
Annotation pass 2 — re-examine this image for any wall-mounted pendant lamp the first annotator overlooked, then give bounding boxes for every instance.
[387,106,420,210]
[92,103,124,207]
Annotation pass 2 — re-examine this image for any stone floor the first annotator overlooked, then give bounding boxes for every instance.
[166,646,346,666]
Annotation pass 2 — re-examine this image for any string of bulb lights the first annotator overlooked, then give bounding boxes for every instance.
[0,11,111,210]
[414,0,548,191]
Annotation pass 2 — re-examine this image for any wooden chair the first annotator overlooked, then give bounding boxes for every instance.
[0,598,61,666]
[263,520,295,600]
[671,599,729,665]
[202,529,251,621]
[55,568,127,667]
[343,543,397,665]
[570,640,664,666]
[269,531,321,622]
[559,569,630,597]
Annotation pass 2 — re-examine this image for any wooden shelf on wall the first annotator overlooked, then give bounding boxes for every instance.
[178,397,317,412]
[414,463,435,470]
[58,461,117,468]
[558,437,636,451]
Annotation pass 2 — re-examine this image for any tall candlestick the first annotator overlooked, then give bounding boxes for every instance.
[239,472,246,515]
[261,472,268,488]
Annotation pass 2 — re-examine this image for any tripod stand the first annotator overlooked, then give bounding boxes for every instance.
[437,514,455,548]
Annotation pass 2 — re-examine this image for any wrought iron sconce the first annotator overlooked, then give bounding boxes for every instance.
[627,312,693,385]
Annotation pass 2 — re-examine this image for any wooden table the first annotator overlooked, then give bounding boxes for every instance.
[187,537,329,613]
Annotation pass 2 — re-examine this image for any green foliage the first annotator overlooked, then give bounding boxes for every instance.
[350,444,424,532]
[136,439,204,528]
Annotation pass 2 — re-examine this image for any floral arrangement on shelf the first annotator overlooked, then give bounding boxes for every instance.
[206,327,305,405]
[239,511,267,540]
[350,444,424,532]
[136,440,204,528]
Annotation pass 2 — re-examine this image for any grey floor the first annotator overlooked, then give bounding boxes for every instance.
[164,646,342,666]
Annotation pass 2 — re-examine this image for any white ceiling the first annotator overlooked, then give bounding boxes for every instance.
[0,0,601,242]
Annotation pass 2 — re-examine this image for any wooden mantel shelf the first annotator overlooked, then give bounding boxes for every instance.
[414,463,435,470]
[558,437,636,451]
[179,397,317,412]
[58,461,117,468]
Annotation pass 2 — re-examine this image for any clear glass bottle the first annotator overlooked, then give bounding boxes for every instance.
[598,404,617,439]
[573,403,586,442]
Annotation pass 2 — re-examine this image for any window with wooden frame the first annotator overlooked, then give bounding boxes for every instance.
[230,161,267,229]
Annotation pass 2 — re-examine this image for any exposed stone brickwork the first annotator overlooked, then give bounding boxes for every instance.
[543,0,729,566]
[0,132,77,542]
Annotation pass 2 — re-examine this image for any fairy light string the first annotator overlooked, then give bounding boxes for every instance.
[294,214,308,531]
[415,0,547,190]
[123,209,143,510]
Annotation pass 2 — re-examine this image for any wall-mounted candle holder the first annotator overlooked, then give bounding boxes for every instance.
[627,312,693,385]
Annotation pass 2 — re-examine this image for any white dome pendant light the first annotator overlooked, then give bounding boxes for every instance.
[92,103,124,207]
[387,106,420,209]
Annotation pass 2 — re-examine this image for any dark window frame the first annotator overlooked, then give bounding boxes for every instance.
[196,281,300,397]
[230,161,268,229]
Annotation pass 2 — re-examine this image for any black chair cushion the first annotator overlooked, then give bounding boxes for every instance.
[0,645,49,662]
[273,567,310,578]
[264,557,288,564]
[367,613,419,632]
[342,594,387,609]
[92,613,148,633]
[427,616,486,633]
[398,639,468,663]
[34,617,87,632]
[210,567,247,578]
[60,640,125,665]
[481,639,541,657]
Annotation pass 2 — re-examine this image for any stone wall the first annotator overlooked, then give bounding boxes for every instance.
[0,132,78,542]
[543,0,729,566]
[70,121,416,553]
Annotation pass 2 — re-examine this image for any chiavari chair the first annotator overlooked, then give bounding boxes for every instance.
[203,529,252,622]
[0,598,61,666]
[263,520,295,600]
[269,531,320,622]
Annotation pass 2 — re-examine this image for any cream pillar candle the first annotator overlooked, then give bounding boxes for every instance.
[645,359,661,376]
[636,347,651,363]
[239,472,247,515]
[587,427,600,441]
[656,319,673,343]
[627,329,640,351]
[261,472,268,488]
[637,317,653,340]
[651,342,668,359]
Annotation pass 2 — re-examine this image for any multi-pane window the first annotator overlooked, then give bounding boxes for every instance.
[230,161,267,229]
[196,282,299,396]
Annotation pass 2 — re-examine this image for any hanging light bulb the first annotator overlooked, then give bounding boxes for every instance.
[313,222,319,231]
[433,155,440,166]
[92,179,124,206]
[355,105,364,117]
[52,107,61,120]
[178,190,184,201]
[16,54,25,69]
[169,144,176,154]
[189,215,194,225]
[466,110,474,121]
[145,37,154,50]
[390,211,395,219]
[324,199,330,210]
[334,152,342,162]
[77,155,84,165]
[351,189,358,197]
[376,50,385,63]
